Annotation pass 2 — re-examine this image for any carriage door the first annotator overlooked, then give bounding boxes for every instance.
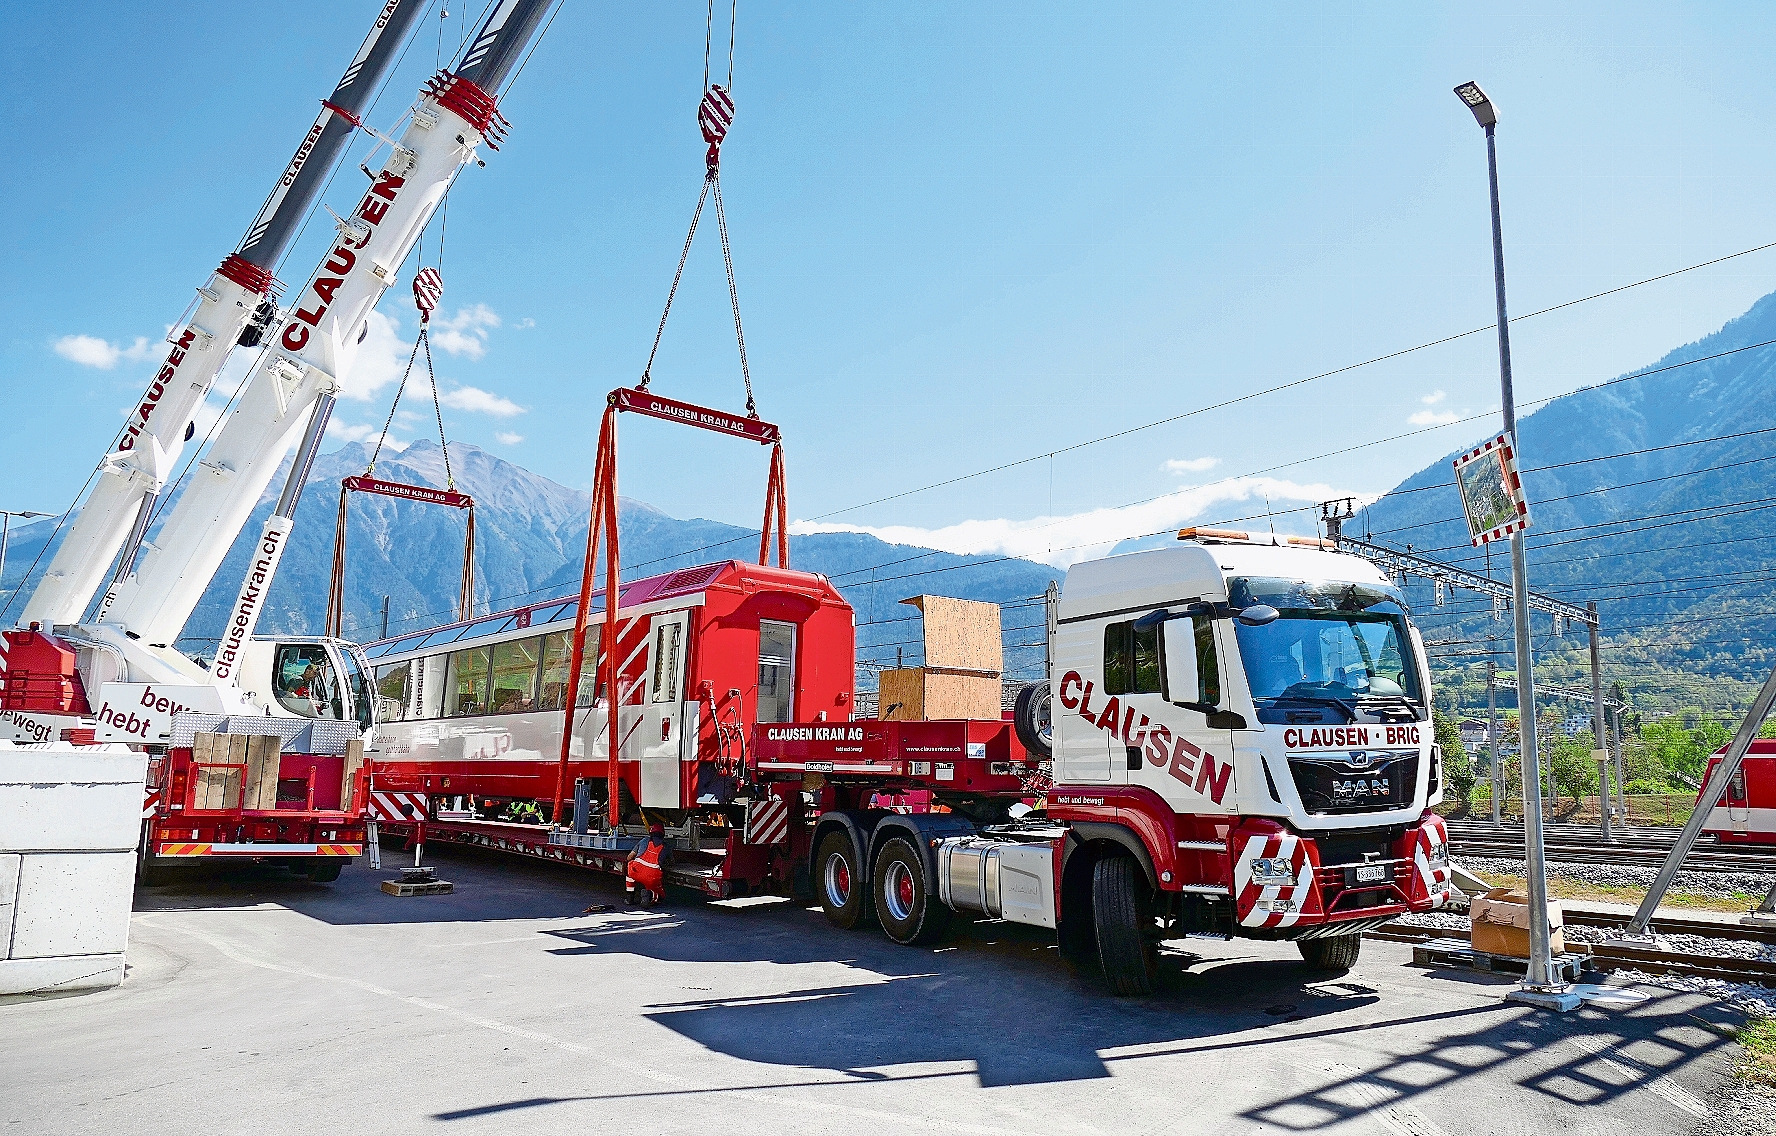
[1728,762,1751,831]
[639,611,690,808]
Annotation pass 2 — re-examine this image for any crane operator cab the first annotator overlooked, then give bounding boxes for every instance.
[250,638,374,731]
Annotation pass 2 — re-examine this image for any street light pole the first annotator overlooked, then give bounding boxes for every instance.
[1455,81,1577,1011]
[0,510,52,616]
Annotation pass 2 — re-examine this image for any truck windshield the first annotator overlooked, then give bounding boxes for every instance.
[1227,576,1423,711]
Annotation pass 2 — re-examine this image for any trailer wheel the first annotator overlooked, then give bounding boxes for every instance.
[1013,681,1053,759]
[306,861,345,884]
[816,831,874,930]
[1092,855,1157,996]
[873,838,952,946]
[1297,934,1362,972]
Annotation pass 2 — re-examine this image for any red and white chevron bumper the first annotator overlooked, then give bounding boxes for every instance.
[369,791,430,823]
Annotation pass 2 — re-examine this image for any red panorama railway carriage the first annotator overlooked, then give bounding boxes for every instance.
[1699,740,1776,845]
[365,528,1458,996]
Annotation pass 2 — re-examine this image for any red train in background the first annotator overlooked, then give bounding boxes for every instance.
[1698,740,1776,844]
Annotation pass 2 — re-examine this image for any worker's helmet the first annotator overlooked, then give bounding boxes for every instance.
[649,822,666,836]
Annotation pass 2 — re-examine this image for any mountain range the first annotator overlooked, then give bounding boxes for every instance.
[10,287,1776,716]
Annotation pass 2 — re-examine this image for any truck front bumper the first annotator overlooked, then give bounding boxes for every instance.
[1230,812,1453,935]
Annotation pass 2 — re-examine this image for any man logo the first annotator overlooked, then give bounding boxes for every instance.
[1347,751,1372,768]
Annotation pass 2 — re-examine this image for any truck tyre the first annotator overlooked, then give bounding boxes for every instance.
[1092,855,1157,996]
[306,861,345,884]
[873,837,952,946]
[1013,681,1053,759]
[1298,934,1362,971]
[816,831,874,930]
[135,822,172,887]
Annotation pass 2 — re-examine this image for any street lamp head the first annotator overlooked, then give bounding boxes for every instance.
[1454,81,1497,127]
[3,511,51,520]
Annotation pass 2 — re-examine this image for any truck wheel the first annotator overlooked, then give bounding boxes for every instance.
[873,837,952,946]
[816,831,874,930]
[135,821,174,887]
[1298,934,1362,971]
[1093,855,1157,996]
[306,861,345,884]
[1013,681,1053,759]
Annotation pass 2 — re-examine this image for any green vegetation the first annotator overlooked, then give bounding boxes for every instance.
[1734,1016,1776,1087]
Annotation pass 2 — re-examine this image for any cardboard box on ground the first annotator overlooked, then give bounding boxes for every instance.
[1470,886,1566,957]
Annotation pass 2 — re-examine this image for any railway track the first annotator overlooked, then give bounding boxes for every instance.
[1447,819,1776,875]
[1369,921,1776,986]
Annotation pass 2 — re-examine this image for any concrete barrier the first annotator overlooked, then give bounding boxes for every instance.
[0,741,146,995]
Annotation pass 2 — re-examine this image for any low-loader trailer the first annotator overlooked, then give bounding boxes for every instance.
[368,528,1455,994]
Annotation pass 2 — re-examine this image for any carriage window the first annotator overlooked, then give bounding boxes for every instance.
[757,620,796,724]
[444,647,490,717]
[273,645,343,720]
[490,637,541,714]
[375,661,410,722]
[652,622,683,703]
[537,633,569,710]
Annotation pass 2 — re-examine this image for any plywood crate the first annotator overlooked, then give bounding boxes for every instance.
[877,595,1005,721]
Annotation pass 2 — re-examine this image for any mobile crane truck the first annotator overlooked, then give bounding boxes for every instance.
[3,0,559,884]
[367,527,1455,995]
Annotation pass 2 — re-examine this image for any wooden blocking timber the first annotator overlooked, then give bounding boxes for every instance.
[244,734,280,811]
[190,732,244,811]
[340,739,366,812]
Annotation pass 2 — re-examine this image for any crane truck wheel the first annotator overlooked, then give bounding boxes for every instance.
[1012,681,1053,759]
[135,822,172,887]
[1092,855,1158,996]
[816,831,875,930]
[873,837,953,946]
[305,861,345,884]
[1297,934,1362,971]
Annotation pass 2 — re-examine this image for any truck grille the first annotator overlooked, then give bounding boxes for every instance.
[1289,754,1417,815]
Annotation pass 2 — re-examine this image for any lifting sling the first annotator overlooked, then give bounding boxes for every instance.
[553,6,787,824]
[323,268,477,638]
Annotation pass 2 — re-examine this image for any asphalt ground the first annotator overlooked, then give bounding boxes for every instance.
[0,843,1754,1135]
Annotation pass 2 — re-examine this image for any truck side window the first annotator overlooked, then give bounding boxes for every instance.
[1103,621,1160,695]
[1193,616,1221,705]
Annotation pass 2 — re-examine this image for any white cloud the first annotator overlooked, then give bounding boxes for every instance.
[1421,390,1448,406]
[439,385,525,417]
[326,420,406,450]
[791,476,1367,569]
[431,304,501,359]
[55,334,152,369]
[1408,409,1460,426]
[339,310,412,401]
[494,431,525,445]
[1163,456,1220,475]
[515,318,536,330]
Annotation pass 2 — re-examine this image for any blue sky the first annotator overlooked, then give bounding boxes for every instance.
[7,2,1776,569]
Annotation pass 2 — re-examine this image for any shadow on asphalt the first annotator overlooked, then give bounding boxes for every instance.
[133,840,1739,1113]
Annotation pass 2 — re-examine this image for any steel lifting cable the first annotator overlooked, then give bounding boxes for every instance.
[325,268,475,637]
[639,0,754,417]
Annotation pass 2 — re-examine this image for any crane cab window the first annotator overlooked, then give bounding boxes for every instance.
[274,645,343,720]
[341,649,372,730]
[757,620,796,724]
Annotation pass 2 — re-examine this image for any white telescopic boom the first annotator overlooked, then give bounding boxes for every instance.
[18,0,429,631]
[105,0,558,652]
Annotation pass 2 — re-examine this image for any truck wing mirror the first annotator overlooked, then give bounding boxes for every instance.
[1235,604,1279,626]
[1158,617,1199,705]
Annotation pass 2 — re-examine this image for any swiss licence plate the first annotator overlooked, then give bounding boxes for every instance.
[1354,864,1387,884]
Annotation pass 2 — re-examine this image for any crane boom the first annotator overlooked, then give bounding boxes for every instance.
[18,0,429,631]
[103,0,559,658]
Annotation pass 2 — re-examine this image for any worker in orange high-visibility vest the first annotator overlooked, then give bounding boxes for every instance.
[626,821,669,906]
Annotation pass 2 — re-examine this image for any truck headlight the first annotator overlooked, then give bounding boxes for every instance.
[1248,856,1296,883]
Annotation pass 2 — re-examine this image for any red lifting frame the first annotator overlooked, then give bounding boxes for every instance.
[325,475,476,638]
[554,387,786,826]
